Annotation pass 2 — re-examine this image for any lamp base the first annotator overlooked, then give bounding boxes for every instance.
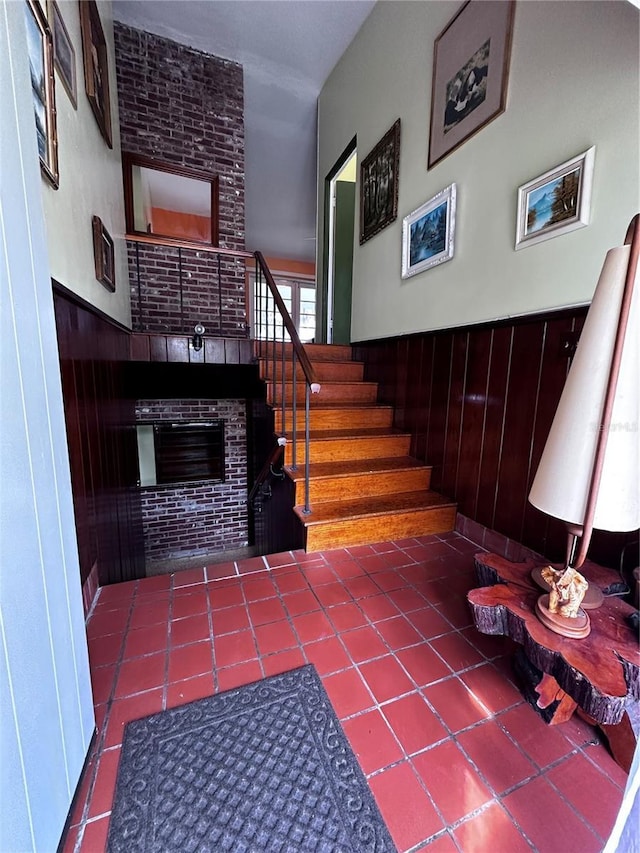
[531,567,604,610]
[535,594,591,638]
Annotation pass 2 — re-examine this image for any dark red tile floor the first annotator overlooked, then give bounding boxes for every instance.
[65,533,628,852]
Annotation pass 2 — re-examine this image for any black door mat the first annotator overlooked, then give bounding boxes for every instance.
[107,664,397,852]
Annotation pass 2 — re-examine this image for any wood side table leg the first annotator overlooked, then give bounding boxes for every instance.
[577,708,637,773]
[535,674,578,724]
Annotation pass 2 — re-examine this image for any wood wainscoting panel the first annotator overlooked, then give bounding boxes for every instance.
[53,285,145,586]
[355,308,637,568]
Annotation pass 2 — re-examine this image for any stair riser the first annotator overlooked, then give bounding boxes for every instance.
[303,506,457,552]
[260,360,364,382]
[275,408,393,431]
[268,383,378,405]
[284,435,411,464]
[254,342,353,362]
[291,468,431,503]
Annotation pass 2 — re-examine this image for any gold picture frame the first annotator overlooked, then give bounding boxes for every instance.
[79,0,112,147]
[92,215,116,291]
[359,119,401,245]
[25,0,59,188]
[50,0,77,108]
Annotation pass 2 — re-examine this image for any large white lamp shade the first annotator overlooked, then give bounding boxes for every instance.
[529,243,639,533]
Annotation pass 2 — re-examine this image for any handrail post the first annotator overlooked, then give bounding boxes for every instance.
[253,250,321,516]
[291,351,297,470]
[217,253,222,336]
[254,256,258,357]
[280,322,286,436]
[303,382,311,514]
[178,247,184,330]
[271,287,276,402]
[135,241,143,331]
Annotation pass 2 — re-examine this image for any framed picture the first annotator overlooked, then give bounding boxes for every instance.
[359,119,401,245]
[515,147,595,250]
[92,215,116,291]
[25,0,59,188]
[49,0,77,108]
[79,0,112,147]
[428,0,515,169]
[402,183,457,278]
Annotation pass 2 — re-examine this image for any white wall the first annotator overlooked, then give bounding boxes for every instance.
[41,0,130,326]
[317,0,640,342]
[1,2,95,849]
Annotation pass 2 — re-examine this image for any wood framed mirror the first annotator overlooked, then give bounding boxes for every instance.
[122,153,219,247]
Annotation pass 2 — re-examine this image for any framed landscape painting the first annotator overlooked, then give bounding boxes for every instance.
[25,0,59,187]
[515,147,595,250]
[359,119,401,244]
[402,183,457,278]
[92,216,116,291]
[428,0,515,169]
[80,0,112,147]
[50,0,77,108]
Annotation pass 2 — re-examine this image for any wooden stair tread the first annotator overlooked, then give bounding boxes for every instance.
[286,456,429,481]
[280,402,392,411]
[256,340,456,550]
[298,490,455,524]
[286,426,408,440]
[274,380,377,387]
[257,343,353,362]
[260,358,362,368]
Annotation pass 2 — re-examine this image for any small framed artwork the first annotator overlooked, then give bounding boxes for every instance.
[515,147,595,250]
[402,183,457,278]
[25,0,59,188]
[79,0,112,147]
[428,0,515,169]
[92,215,116,291]
[359,119,401,245]
[49,0,77,108]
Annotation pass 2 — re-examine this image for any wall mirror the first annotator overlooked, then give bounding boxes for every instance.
[123,152,219,247]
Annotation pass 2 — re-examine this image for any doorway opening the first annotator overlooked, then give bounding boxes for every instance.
[323,139,357,344]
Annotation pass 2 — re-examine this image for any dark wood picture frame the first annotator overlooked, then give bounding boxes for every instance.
[359,119,401,245]
[92,215,115,291]
[122,152,220,248]
[428,0,515,169]
[79,0,112,147]
[49,0,76,108]
[25,0,59,188]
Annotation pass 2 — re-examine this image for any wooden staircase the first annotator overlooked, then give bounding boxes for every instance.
[259,343,457,552]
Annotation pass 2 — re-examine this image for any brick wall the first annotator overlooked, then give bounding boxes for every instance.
[114,24,247,336]
[136,399,248,561]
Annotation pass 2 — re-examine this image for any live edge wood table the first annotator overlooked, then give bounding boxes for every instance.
[467,552,640,771]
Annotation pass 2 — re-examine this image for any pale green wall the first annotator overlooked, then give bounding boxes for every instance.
[317,0,640,342]
[41,0,130,326]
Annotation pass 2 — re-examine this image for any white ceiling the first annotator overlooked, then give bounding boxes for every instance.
[112,0,377,262]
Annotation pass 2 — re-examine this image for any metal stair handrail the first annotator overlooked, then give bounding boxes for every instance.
[247,437,287,505]
[253,251,321,514]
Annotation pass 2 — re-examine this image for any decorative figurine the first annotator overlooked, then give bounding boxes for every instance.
[541,565,589,618]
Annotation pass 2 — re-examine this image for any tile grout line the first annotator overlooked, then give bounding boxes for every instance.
[77,535,625,852]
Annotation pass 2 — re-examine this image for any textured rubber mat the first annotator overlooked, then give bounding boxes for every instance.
[107,664,396,852]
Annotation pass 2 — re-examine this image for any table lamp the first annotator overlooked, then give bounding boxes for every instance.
[528,215,640,638]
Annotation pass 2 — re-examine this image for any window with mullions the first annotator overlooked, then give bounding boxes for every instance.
[252,275,316,343]
[136,421,225,487]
